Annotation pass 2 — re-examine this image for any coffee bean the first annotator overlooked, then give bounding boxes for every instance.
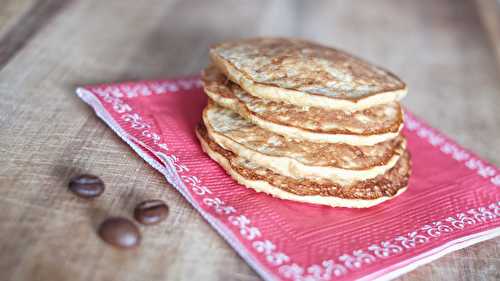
[68,174,105,198]
[134,199,169,225]
[98,217,141,249]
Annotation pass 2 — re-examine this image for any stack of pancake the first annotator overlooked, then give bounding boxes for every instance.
[196,38,411,208]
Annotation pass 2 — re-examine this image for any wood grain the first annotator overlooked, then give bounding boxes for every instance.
[0,1,498,281]
[475,0,500,69]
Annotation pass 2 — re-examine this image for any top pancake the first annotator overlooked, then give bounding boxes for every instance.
[202,66,403,145]
[210,37,407,111]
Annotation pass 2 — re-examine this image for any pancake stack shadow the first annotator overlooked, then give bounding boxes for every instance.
[196,38,411,208]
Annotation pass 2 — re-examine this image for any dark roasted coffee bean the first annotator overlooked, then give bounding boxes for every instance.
[98,217,141,249]
[68,174,105,198]
[134,199,169,225]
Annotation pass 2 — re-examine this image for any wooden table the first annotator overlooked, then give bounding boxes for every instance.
[1,0,499,280]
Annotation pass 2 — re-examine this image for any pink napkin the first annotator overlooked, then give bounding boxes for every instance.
[76,77,500,281]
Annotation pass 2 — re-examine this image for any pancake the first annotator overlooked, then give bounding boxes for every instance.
[210,37,407,111]
[196,124,410,208]
[202,102,406,184]
[202,66,403,145]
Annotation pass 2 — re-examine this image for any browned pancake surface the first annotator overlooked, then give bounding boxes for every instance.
[210,37,405,101]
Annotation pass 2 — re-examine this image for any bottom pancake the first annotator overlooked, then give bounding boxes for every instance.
[196,124,411,208]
